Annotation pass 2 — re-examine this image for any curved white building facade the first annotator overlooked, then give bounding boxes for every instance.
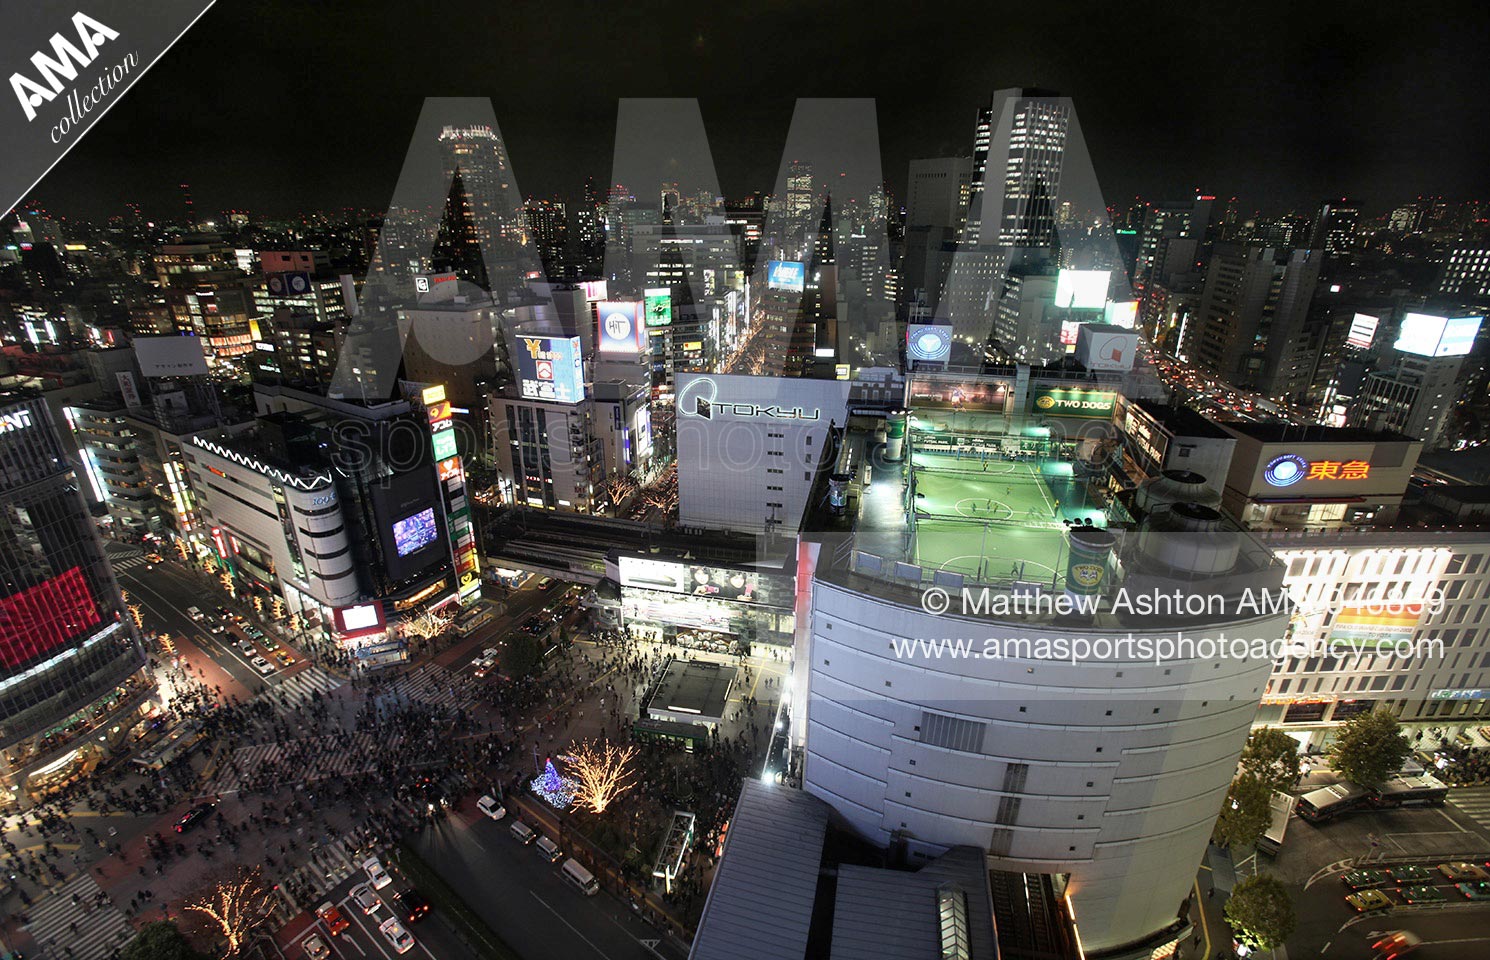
[802,561,1288,955]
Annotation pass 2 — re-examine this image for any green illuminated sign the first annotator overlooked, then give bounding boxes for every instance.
[1029,386,1116,419]
[644,291,672,327]
[432,429,458,460]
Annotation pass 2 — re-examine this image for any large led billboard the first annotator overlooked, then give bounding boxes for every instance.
[1054,269,1110,310]
[1346,313,1379,349]
[1103,299,1138,328]
[644,288,672,328]
[597,301,646,354]
[334,602,387,639]
[1395,312,1482,357]
[579,280,608,302]
[392,508,438,557]
[767,260,806,293]
[906,324,951,362]
[617,556,763,603]
[516,335,586,403]
[0,567,100,669]
[1439,316,1482,357]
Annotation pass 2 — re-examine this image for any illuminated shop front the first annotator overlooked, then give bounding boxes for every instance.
[608,552,795,649]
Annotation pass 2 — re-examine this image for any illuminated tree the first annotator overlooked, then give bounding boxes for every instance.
[181,867,274,956]
[175,539,190,560]
[250,595,265,617]
[400,605,454,641]
[287,613,303,634]
[562,739,639,814]
[270,597,286,621]
[217,572,233,596]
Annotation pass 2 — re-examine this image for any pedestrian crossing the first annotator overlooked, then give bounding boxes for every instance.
[24,872,134,960]
[275,834,364,911]
[110,554,150,572]
[202,730,400,796]
[1448,785,1490,840]
[268,666,345,710]
[382,663,478,713]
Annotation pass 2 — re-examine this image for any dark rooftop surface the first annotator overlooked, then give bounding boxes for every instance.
[1219,421,1418,444]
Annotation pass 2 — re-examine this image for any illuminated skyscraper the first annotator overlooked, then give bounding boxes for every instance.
[964,88,1069,247]
[0,394,151,802]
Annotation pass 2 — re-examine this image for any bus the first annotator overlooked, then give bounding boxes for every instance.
[1369,774,1450,809]
[631,717,709,753]
[132,722,203,771]
[1256,791,1296,857]
[1297,782,1370,823]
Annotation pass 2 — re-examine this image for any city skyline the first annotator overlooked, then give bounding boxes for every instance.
[26,0,1490,222]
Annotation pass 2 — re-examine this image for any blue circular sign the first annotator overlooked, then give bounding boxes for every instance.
[1264,454,1308,487]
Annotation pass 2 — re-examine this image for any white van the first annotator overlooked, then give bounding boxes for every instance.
[509,820,535,844]
[535,835,562,863]
[186,606,204,621]
[561,858,598,895]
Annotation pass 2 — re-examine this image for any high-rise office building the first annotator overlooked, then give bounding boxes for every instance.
[905,157,973,232]
[0,394,152,802]
[1190,245,1321,396]
[785,160,815,226]
[1438,246,1490,301]
[1307,197,1361,256]
[964,88,1069,247]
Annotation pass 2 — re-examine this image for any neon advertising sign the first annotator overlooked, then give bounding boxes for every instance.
[1264,455,1370,487]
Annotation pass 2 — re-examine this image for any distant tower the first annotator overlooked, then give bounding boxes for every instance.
[179,183,195,229]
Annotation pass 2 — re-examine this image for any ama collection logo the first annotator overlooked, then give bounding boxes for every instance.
[10,13,122,123]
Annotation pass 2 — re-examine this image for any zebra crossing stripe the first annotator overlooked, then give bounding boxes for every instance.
[25,872,133,960]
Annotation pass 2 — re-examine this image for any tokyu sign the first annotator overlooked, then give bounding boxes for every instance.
[1028,386,1116,419]
[1263,454,1369,488]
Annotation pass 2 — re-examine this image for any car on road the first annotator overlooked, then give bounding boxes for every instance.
[303,933,330,960]
[473,652,499,677]
[238,639,256,655]
[1389,865,1434,884]
[1370,930,1421,958]
[363,856,393,889]
[273,650,295,666]
[349,882,381,914]
[379,917,415,954]
[186,606,204,621]
[1438,861,1490,882]
[1456,881,1490,900]
[208,621,226,634]
[394,889,430,923]
[174,802,214,834]
[477,795,506,820]
[252,656,276,675]
[1342,869,1390,890]
[315,901,349,936]
[1400,885,1446,904]
[1346,888,1395,912]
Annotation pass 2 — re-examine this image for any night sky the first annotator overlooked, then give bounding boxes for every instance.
[34,0,1490,223]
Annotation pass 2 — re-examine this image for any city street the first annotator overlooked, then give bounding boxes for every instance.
[408,799,684,960]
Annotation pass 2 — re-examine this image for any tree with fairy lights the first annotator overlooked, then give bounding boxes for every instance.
[181,866,274,956]
[562,739,639,815]
[531,758,575,809]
